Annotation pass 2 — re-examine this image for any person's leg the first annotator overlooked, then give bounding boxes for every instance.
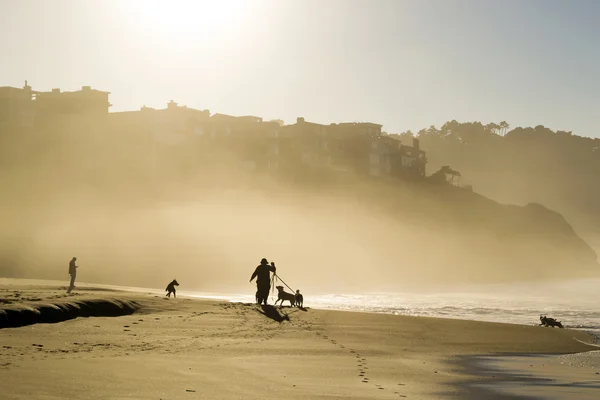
[261,284,270,305]
[257,284,266,305]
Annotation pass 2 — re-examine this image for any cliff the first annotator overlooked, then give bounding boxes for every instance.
[274,174,599,288]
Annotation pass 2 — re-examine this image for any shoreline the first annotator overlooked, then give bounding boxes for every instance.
[1,282,599,399]
[3,278,599,336]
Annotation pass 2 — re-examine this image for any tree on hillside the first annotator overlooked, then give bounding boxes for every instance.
[401,120,600,239]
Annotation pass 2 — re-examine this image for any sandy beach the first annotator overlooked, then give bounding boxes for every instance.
[1,282,598,399]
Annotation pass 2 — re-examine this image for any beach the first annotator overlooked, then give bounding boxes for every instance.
[1,283,599,399]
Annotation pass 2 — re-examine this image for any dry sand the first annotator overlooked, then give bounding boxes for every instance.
[0,283,598,399]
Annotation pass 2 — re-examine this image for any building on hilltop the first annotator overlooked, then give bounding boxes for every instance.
[278,118,428,179]
[207,113,279,171]
[0,82,111,128]
[110,100,210,145]
[35,86,111,120]
[389,137,427,178]
[280,117,332,170]
[329,122,385,176]
[0,81,38,128]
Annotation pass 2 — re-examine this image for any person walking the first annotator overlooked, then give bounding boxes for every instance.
[250,258,276,305]
[67,257,78,293]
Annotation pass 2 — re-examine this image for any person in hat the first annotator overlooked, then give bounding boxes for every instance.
[250,258,276,305]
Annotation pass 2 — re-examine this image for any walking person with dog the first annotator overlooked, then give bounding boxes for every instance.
[66,256,78,294]
[250,258,276,305]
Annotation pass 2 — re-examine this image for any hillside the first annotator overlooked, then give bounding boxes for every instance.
[0,127,597,291]
[403,121,600,253]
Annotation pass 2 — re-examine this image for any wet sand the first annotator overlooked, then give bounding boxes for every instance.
[0,283,598,399]
[466,352,600,399]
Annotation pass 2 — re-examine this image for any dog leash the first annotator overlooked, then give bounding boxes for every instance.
[273,273,294,293]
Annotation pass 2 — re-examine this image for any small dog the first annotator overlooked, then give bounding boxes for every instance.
[295,290,304,308]
[540,315,564,328]
[165,279,179,298]
[274,285,296,307]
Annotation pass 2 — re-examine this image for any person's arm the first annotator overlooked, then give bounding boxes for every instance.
[270,262,276,273]
[250,267,258,282]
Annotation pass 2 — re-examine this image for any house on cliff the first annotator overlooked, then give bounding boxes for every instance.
[0,81,37,128]
[35,86,111,120]
[278,118,427,179]
[390,137,427,178]
[206,113,279,171]
[280,117,332,170]
[110,100,210,145]
[0,82,110,128]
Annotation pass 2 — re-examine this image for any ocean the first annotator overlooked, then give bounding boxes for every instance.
[182,277,600,340]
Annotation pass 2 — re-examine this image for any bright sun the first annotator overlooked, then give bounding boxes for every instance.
[123,0,250,38]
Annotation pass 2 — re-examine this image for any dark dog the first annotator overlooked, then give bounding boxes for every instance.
[295,290,304,308]
[165,279,179,298]
[540,315,563,328]
[274,285,296,307]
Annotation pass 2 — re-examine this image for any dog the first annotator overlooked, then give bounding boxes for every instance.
[295,290,304,308]
[274,285,296,307]
[540,315,564,328]
[165,279,179,298]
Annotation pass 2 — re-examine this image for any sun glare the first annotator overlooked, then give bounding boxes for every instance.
[123,0,250,38]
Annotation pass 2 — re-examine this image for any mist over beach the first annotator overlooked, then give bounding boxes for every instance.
[2,1,600,399]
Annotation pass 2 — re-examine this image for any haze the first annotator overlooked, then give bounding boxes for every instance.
[1,0,599,294]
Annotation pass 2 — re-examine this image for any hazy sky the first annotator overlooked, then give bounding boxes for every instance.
[1,0,599,136]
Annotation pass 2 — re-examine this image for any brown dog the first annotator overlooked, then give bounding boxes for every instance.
[274,285,296,307]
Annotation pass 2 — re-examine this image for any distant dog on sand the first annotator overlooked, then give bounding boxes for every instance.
[540,315,563,328]
[165,279,179,298]
[295,290,304,308]
[274,285,296,307]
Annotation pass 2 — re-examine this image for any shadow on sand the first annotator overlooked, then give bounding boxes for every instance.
[255,305,310,322]
[257,305,290,322]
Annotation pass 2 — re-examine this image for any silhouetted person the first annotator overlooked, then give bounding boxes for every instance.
[165,279,179,298]
[250,258,276,305]
[67,257,77,293]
